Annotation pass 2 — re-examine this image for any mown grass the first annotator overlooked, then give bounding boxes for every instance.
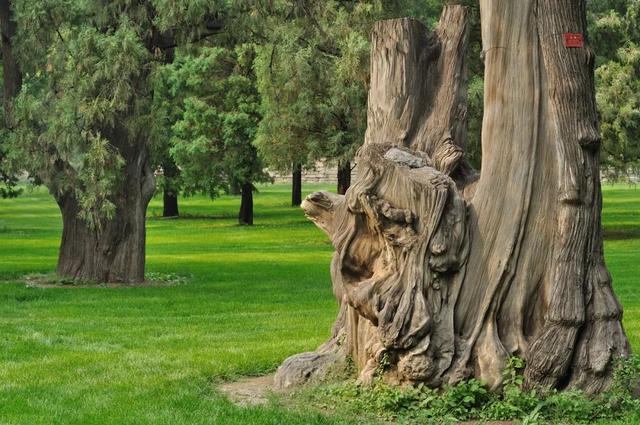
[0,183,638,424]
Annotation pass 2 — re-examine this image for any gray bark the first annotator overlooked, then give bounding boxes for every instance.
[56,143,155,284]
[275,3,628,394]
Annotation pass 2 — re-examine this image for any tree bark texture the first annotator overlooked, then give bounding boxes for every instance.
[56,135,155,284]
[292,163,302,207]
[162,158,179,218]
[239,182,253,225]
[337,161,351,195]
[275,3,628,395]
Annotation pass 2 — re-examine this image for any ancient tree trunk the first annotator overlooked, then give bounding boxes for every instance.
[292,163,302,207]
[162,159,179,218]
[337,161,351,195]
[275,3,628,395]
[239,182,253,225]
[56,142,155,284]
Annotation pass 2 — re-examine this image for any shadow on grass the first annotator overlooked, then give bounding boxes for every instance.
[604,227,640,241]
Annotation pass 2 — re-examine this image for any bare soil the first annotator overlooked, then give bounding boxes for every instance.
[20,273,188,288]
[218,375,276,406]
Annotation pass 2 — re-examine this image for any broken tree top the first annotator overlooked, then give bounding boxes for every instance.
[276,2,628,395]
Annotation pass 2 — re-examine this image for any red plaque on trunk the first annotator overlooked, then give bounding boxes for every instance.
[563,33,584,48]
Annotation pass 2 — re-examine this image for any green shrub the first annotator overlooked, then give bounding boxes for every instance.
[298,355,640,424]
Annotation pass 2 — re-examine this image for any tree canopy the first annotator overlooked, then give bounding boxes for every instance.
[0,0,639,281]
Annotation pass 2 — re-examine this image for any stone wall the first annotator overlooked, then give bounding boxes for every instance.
[269,161,357,185]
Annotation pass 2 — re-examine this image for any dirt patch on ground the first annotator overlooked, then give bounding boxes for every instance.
[218,375,276,406]
[17,273,190,289]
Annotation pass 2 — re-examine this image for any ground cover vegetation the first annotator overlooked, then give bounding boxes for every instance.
[0,184,639,424]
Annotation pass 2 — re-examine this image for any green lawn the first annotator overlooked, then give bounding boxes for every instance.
[0,183,638,424]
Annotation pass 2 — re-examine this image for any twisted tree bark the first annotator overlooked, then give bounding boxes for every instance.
[56,130,155,284]
[276,2,629,394]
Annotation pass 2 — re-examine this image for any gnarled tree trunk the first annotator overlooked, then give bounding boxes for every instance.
[275,2,628,395]
[56,141,155,284]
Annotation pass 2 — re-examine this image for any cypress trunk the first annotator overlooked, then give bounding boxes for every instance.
[238,182,253,225]
[56,143,155,284]
[291,163,302,207]
[275,3,628,395]
[337,161,351,195]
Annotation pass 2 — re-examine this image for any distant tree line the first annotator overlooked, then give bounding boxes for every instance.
[0,0,637,282]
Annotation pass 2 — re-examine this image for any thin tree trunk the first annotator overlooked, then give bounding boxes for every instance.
[162,159,179,218]
[337,161,351,195]
[56,140,155,284]
[275,3,628,395]
[292,163,302,207]
[238,182,253,225]
[163,190,179,218]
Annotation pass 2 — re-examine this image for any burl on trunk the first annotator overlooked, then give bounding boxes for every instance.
[275,3,628,394]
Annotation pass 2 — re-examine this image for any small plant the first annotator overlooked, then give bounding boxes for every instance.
[145,272,191,285]
[294,355,640,424]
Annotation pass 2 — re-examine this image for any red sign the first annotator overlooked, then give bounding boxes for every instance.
[563,33,584,48]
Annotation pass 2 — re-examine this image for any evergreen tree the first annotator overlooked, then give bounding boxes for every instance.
[5,0,225,282]
[252,1,398,198]
[158,44,269,225]
[589,0,640,179]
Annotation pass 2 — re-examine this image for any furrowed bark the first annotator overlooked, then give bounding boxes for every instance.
[276,1,628,394]
[276,6,472,389]
[524,0,629,391]
[56,141,155,284]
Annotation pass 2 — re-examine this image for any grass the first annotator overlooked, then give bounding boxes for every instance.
[0,183,639,424]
